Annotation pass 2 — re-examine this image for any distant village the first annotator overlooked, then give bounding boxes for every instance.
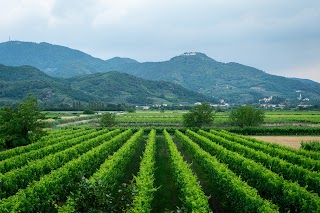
[139,91,317,111]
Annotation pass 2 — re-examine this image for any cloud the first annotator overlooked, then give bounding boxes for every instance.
[0,0,319,81]
[0,0,52,24]
[282,63,320,83]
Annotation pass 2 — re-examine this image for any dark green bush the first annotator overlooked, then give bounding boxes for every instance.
[83,109,95,114]
[301,141,320,152]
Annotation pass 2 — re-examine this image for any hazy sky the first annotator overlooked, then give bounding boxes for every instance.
[1,0,319,82]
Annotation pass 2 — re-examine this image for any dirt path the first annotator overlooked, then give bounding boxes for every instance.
[249,136,320,149]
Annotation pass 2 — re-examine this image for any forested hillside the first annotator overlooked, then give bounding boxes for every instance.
[1,41,319,104]
[0,64,213,107]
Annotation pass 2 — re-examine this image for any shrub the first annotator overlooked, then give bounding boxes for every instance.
[99,112,116,127]
[183,104,215,127]
[83,109,95,114]
[0,95,46,148]
[301,141,320,152]
[229,106,265,127]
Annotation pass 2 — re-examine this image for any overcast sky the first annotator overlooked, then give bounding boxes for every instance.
[0,0,319,82]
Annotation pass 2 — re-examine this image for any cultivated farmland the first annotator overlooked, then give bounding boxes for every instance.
[0,128,320,212]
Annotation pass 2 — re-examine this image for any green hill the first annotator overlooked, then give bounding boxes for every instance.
[0,41,110,78]
[0,41,319,104]
[0,64,97,107]
[0,64,213,107]
[68,71,214,104]
[112,52,320,103]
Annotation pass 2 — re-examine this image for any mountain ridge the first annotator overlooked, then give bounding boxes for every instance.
[0,41,319,104]
[0,64,213,107]
[0,41,109,77]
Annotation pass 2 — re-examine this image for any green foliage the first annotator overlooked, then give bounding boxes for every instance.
[301,141,320,152]
[0,64,96,109]
[226,126,320,135]
[0,64,214,106]
[175,130,279,212]
[2,127,320,212]
[0,129,115,199]
[60,129,143,212]
[0,129,96,175]
[201,130,320,196]
[126,107,136,113]
[183,104,215,127]
[129,130,156,212]
[222,130,320,160]
[69,71,214,105]
[164,130,212,212]
[100,112,116,127]
[186,130,320,212]
[0,138,5,149]
[0,129,83,161]
[83,109,95,114]
[229,105,265,127]
[0,129,132,212]
[0,95,46,148]
[223,130,320,172]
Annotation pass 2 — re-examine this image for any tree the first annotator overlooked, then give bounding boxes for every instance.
[183,103,215,127]
[83,109,95,114]
[126,108,136,113]
[0,95,47,148]
[229,105,265,127]
[99,112,116,127]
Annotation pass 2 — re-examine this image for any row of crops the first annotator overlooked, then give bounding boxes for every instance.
[116,112,183,124]
[115,110,320,125]
[45,111,320,129]
[0,128,320,212]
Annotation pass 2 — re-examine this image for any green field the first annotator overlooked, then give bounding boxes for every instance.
[115,110,320,126]
[0,128,320,212]
[46,110,320,128]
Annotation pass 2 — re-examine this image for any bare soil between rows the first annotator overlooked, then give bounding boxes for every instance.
[250,136,320,149]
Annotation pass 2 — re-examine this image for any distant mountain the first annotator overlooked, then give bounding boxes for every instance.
[68,71,214,104]
[0,41,319,104]
[291,78,320,87]
[0,64,98,107]
[105,57,138,66]
[0,41,143,78]
[0,64,213,107]
[111,52,320,103]
[0,41,111,78]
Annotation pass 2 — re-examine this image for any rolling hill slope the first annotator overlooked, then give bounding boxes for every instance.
[0,64,213,107]
[111,52,320,103]
[0,41,319,103]
[0,41,111,78]
[68,71,214,104]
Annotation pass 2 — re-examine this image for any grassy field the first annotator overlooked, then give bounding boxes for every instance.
[117,110,320,126]
[264,111,320,124]
[46,110,320,128]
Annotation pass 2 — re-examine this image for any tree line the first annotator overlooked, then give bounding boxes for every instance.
[0,96,265,149]
[183,104,265,128]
